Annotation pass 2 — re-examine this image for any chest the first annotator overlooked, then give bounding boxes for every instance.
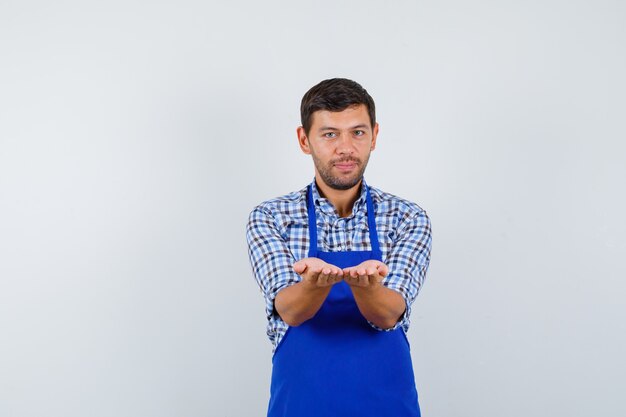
[274,208,400,261]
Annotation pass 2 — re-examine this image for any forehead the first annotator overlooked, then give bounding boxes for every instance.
[310,104,371,130]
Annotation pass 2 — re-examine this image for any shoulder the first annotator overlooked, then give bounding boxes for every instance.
[368,185,432,247]
[248,186,308,221]
[368,185,428,221]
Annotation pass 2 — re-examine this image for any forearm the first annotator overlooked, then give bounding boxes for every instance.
[350,285,406,329]
[274,281,333,326]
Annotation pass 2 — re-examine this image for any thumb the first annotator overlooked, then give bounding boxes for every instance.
[293,261,307,274]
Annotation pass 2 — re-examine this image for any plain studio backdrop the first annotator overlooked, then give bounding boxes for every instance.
[1,1,624,416]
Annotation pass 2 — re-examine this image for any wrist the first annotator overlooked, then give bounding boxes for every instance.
[300,279,333,292]
[350,281,384,296]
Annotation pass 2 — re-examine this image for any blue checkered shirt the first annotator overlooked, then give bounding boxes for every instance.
[246,178,432,351]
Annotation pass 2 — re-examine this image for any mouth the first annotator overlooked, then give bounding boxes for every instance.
[333,158,359,166]
[334,161,358,172]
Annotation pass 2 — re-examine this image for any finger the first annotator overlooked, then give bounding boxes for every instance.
[328,269,341,283]
[302,266,323,284]
[310,266,323,275]
[317,268,331,286]
[348,273,360,286]
[351,270,365,286]
[293,261,307,274]
[376,263,389,277]
[360,272,371,286]
[368,273,383,286]
[343,269,355,283]
[368,267,383,282]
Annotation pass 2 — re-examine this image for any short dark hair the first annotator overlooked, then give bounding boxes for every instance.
[300,78,376,135]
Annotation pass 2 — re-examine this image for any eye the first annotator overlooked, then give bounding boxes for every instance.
[354,130,365,136]
[324,132,337,139]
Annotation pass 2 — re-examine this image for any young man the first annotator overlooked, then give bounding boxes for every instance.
[246,78,432,417]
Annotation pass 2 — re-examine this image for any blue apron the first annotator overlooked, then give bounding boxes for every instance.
[268,184,420,417]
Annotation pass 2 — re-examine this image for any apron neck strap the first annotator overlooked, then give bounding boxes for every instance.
[307,182,381,259]
[307,184,319,257]
[365,186,382,259]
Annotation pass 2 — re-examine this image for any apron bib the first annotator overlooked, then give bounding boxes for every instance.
[268,184,420,417]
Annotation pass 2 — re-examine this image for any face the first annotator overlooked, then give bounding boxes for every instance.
[297,104,378,190]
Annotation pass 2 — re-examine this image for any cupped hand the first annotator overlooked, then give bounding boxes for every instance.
[293,257,344,288]
[342,260,389,288]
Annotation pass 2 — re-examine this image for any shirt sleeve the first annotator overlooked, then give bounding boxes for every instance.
[377,209,432,331]
[246,205,302,322]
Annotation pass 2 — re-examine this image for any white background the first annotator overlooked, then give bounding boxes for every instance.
[1,1,625,416]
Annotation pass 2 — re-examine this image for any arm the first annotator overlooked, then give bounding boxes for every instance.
[345,210,432,330]
[381,210,432,329]
[275,258,343,326]
[343,261,406,329]
[246,206,342,327]
[246,206,302,326]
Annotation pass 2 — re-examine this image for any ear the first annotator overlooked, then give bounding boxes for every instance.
[370,123,379,151]
[297,126,311,155]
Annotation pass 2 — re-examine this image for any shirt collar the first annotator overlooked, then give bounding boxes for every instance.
[309,177,368,217]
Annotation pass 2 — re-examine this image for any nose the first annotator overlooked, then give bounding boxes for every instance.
[335,133,354,155]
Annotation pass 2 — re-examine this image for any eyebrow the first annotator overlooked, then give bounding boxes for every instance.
[318,124,370,132]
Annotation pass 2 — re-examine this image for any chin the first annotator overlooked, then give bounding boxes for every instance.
[326,176,362,191]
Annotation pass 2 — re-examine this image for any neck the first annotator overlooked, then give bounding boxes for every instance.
[315,176,362,218]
